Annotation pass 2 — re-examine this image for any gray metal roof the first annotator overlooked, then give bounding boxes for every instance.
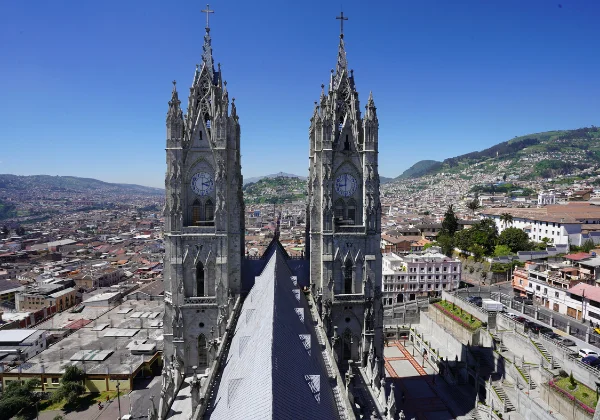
[207,247,341,420]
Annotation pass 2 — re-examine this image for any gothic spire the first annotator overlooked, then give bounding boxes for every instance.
[167,81,183,122]
[200,4,216,81]
[365,91,377,120]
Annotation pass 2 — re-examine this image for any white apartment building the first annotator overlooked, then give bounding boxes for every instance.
[382,249,461,306]
[483,203,600,246]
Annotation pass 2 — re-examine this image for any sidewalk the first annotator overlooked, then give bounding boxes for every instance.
[38,394,131,420]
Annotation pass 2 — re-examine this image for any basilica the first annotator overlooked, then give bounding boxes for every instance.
[158,7,390,419]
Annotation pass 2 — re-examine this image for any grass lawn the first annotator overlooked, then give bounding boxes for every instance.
[435,300,483,331]
[39,391,121,412]
[553,377,598,411]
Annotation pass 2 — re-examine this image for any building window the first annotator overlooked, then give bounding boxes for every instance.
[192,199,201,225]
[196,262,205,296]
[344,260,353,294]
[347,199,357,224]
[555,292,559,298]
[335,199,345,221]
[204,199,214,221]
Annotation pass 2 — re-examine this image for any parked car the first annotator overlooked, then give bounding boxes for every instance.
[515,316,527,324]
[594,327,600,335]
[513,296,534,305]
[579,348,599,358]
[582,355,600,367]
[539,327,554,335]
[561,338,576,347]
[505,313,518,319]
[467,296,483,307]
[545,332,561,340]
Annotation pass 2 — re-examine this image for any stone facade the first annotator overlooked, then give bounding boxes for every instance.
[307,33,384,369]
[162,23,244,375]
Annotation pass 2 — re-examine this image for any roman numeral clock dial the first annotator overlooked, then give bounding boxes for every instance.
[335,173,357,197]
[191,172,214,196]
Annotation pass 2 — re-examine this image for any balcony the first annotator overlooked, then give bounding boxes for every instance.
[183,296,217,306]
[181,225,215,235]
[334,293,364,303]
[333,220,365,234]
[165,292,172,304]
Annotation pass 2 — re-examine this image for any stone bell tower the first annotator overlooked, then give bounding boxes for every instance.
[163,7,244,374]
[307,13,383,369]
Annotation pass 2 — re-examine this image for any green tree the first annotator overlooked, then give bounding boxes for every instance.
[0,379,41,419]
[52,366,85,406]
[467,198,482,215]
[436,234,455,257]
[470,219,499,255]
[582,239,596,253]
[493,244,513,257]
[499,212,513,228]
[1,225,8,236]
[469,244,486,261]
[498,227,533,253]
[15,226,25,236]
[441,205,459,237]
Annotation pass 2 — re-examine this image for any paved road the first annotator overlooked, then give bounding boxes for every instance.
[457,284,600,351]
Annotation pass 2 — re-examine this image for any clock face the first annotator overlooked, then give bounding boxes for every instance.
[191,172,214,196]
[335,173,358,197]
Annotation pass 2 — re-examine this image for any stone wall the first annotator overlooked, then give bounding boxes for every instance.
[425,304,481,346]
[539,383,593,420]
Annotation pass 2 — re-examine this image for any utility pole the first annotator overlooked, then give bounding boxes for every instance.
[116,381,122,419]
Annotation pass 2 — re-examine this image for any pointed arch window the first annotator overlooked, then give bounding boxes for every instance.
[344,134,350,151]
[204,199,214,222]
[335,199,345,221]
[192,199,201,226]
[344,260,353,294]
[196,262,205,296]
[347,199,357,224]
[199,131,203,141]
[198,334,207,367]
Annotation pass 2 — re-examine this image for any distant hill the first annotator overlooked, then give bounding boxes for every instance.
[395,160,442,180]
[380,176,394,184]
[243,176,307,204]
[0,174,163,196]
[393,126,600,181]
[243,172,306,185]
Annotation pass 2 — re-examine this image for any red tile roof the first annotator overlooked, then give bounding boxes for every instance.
[565,252,591,261]
[568,283,600,303]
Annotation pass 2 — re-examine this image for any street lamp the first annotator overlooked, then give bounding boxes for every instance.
[116,381,122,419]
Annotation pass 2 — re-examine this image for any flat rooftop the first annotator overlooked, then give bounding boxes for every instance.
[5,299,164,376]
[0,329,38,344]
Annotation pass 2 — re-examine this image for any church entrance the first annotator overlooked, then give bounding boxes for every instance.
[198,334,207,367]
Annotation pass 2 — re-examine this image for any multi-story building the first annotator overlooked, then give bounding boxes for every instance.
[382,249,461,306]
[483,202,600,246]
[15,284,78,312]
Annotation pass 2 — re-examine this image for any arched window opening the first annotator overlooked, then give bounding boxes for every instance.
[204,199,214,222]
[192,199,201,226]
[198,334,208,367]
[196,262,205,296]
[344,134,350,151]
[335,199,345,222]
[347,199,357,224]
[397,293,404,303]
[199,131,203,141]
[344,260,353,294]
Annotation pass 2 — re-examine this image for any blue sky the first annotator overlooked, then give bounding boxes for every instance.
[1,0,599,188]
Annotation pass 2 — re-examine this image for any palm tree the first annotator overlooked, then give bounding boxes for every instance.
[500,212,513,229]
[467,198,482,216]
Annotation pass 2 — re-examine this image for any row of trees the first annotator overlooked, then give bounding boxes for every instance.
[0,366,84,419]
[434,206,541,259]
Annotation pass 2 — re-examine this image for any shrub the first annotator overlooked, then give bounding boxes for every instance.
[569,371,576,388]
[558,369,568,378]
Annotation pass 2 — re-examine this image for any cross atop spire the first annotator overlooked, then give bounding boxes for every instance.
[336,11,348,38]
[202,4,214,31]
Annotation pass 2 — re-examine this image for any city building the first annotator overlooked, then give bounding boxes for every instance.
[483,202,600,246]
[382,249,461,305]
[0,329,47,363]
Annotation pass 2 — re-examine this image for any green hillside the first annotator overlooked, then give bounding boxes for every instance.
[396,126,600,180]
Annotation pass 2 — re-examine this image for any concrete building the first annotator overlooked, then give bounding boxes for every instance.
[382,250,461,305]
[15,284,78,312]
[0,329,47,363]
[483,202,600,246]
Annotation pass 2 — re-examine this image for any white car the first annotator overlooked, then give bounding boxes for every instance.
[579,348,599,358]
[505,313,518,319]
